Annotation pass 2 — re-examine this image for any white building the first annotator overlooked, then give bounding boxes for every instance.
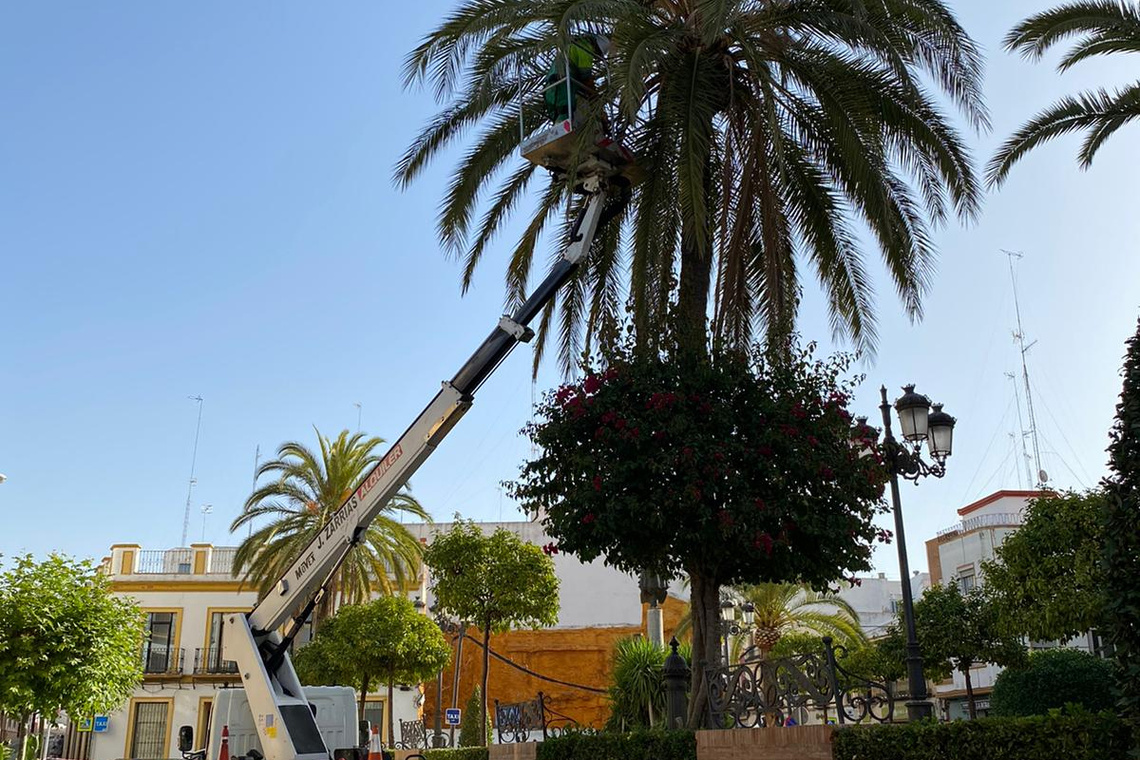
[84,543,420,760]
[839,571,930,640]
[922,489,1098,720]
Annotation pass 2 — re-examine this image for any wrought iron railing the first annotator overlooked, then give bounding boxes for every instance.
[703,638,896,727]
[134,549,194,574]
[193,646,238,675]
[937,512,1022,537]
[494,692,577,743]
[141,644,184,675]
[208,547,238,574]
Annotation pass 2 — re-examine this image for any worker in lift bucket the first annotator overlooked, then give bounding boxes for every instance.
[544,34,611,124]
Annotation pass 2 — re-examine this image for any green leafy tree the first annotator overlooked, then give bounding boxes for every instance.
[981,490,1106,641]
[989,2,1140,186]
[231,428,429,628]
[913,583,1027,720]
[511,339,888,725]
[424,522,560,745]
[400,0,985,367]
[292,597,451,744]
[1104,317,1140,735]
[458,688,491,748]
[991,648,1115,717]
[0,555,145,758]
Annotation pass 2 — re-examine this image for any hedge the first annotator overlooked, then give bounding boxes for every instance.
[422,748,489,760]
[536,730,696,760]
[991,649,1115,716]
[833,711,1132,760]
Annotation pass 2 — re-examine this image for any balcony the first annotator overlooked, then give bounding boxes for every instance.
[128,547,237,575]
[194,646,239,676]
[141,644,184,675]
[936,512,1023,538]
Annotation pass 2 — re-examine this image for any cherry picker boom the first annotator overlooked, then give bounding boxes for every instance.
[206,139,634,760]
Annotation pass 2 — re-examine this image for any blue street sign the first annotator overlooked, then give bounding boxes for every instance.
[444,708,461,727]
[93,716,109,733]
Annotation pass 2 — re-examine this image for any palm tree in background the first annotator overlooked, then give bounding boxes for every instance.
[675,582,865,661]
[399,0,986,367]
[989,1,1140,186]
[230,428,429,629]
[733,582,865,660]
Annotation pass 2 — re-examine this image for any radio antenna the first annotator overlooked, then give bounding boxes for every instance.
[1003,251,1047,487]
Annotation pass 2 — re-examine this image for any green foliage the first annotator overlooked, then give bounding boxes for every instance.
[0,554,145,719]
[401,0,985,366]
[1104,317,1140,732]
[425,521,560,635]
[536,730,696,760]
[458,689,491,748]
[513,342,887,592]
[230,428,428,622]
[914,583,1027,684]
[833,710,1132,760]
[981,490,1106,641]
[991,648,1115,717]
[424,749,488,760]
[733,582,866,657]
[295,596,450,686]
[606,638,666,731]
[990,2,1140,186]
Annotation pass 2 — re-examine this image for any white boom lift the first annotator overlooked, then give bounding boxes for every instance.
[187,97,638,760]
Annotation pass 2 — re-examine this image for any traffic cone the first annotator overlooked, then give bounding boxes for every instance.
[219,726,230,760]
[367,724,382,760]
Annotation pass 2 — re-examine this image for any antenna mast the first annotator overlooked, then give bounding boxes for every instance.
[182,395,204,546]
[1005,372,1033,488]
[1003,251,1046,486]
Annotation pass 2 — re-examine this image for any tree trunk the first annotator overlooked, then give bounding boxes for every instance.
[686,571,722,728]
[964,665,976,720]
[677,228,713,357]
[17,713,28,760]
[387,671,396,750]
[480,622,492,746]
[359,674,370,725]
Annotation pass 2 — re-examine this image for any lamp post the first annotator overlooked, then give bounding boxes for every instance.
[857,384,956,722]
[717,600,757,665]
[428,605,459,748]
[638,571,668,648]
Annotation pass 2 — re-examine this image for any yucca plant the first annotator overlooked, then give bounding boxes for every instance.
[990,1,1140,185]
[606,637,671,730]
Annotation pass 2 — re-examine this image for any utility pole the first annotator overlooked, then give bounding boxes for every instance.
[182,396,204,546]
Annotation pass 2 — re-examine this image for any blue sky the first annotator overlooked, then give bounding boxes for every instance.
[2,1,1138,580]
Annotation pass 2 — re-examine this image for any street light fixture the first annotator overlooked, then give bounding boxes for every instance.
[856,384,957,722]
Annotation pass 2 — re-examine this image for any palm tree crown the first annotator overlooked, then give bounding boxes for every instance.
[230,428,429,627]
[401,0,986,366]
[734,582,865,660]
[989,1,1140,185]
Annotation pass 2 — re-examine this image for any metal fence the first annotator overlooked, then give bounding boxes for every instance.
[141,644,184,675]
[193,646,238,675]
[134,549,194,574]
[208,547,237,574]
[704,638,897,727]
[937,512,1023,537]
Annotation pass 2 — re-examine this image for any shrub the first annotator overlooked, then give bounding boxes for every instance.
[833,710,1131,760]
[424,749,489,760]
[536,730,696,760]
[458,688,492,747]
[606,637,667,731]
[991,649,1115,716]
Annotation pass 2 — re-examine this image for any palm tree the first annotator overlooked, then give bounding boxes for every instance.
[399,0,985,366]
[675,582,865,662]
[230,428,429,629]
[989,1,1140,186]
[733,583,865,660]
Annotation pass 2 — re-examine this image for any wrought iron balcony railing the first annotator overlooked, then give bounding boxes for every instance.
[194,646,239,675]
[141,644,184,675]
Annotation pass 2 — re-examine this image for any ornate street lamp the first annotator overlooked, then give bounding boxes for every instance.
[639,571,668,648]
[855,385,957,721]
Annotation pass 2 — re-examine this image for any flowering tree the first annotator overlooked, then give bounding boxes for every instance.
[510,341,888,724]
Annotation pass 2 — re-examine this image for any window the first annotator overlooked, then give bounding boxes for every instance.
[957,573,976,594]
[129,701,170,759]
[889,599,900,616]
[197,699,213,751]
[142,612,178,673]
[363,700,386,743]
[204,613,237,673]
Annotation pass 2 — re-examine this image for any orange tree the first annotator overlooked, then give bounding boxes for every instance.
[510,339,888,725]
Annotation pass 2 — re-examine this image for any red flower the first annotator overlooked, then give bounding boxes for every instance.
[592,475,603,492]
[779,424,799,437]
[806,435,820,447]
[754,498,767,511]
[791,403,807,419]
[555,386,573,405]
[584,374,602,395]
[718,509,735,528]
[754,532,774,556]
[581,513,596,524]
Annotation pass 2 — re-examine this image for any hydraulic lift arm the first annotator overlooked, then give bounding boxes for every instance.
[221,177,611,760]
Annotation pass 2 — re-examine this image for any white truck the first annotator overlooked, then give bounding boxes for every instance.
[177,76,638,760]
